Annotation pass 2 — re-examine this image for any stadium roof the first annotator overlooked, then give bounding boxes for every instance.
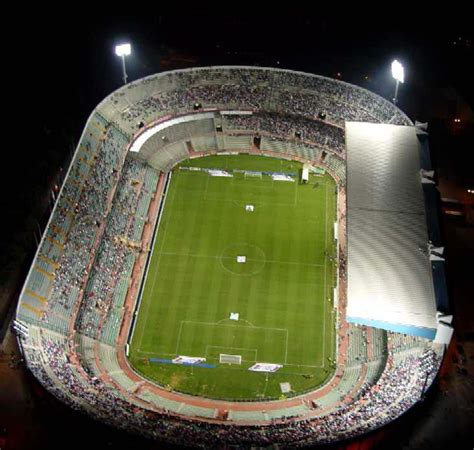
[345,122,438,338]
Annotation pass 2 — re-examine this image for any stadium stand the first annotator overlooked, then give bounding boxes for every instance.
[14,66,448,448]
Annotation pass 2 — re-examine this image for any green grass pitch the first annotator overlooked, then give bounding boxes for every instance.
[129,154,337,400]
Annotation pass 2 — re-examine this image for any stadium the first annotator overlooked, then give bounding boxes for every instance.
[14,66,453,447]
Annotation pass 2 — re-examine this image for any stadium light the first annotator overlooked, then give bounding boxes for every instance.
[115,43,131,85]
[391,60,404,105]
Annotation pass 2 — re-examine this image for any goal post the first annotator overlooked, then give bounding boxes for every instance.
[244,171,262,178]
[219,354,242,365]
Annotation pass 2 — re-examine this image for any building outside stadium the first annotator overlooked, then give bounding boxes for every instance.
[13,67,452,447]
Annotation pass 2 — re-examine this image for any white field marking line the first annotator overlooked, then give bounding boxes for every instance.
[181,174,328,212]
[136,350,260,365]
[175,324,281,359]
[180,320,289,333]
[220,259,260,277]
[205,345,258,360]
[135,349,324,368]
[330,305,335,365]
[210,174,315,207]
[133,171,171,349]
[231,199,266,209]
[227,197,297,208]
[216,318,256,327]
[328,184,335,362]
[206,345,258,353]
[137,171,180,351]
[158,251,326,268]
[322,178,329,367]
[213,358,259,364]
[178,320,288,365]
[128,168,168,348]
[140,173,330,365]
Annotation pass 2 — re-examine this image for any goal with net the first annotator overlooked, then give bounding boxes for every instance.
[244,171,262,178]
[219,354,242,365]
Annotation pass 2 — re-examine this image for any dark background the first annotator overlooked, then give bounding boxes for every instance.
[1,12,473,450]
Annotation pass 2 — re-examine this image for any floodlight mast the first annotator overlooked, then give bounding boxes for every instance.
[115,43,131,85]
[391,60,404,105]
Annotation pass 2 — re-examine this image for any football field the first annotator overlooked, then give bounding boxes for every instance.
[129,154,337,400]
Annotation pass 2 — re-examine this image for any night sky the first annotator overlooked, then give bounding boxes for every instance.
[5,13,471,281]
[2,12,473,450]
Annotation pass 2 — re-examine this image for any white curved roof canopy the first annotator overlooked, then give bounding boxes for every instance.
[346,122,437,338]
[129,112,215,153]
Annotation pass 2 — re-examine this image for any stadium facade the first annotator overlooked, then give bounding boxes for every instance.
[13,67,451,447]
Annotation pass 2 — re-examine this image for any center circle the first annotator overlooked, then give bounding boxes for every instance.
[220,243,266,276]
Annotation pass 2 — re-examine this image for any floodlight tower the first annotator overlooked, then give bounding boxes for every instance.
[391,60,404,105]
[115,43,131,85]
